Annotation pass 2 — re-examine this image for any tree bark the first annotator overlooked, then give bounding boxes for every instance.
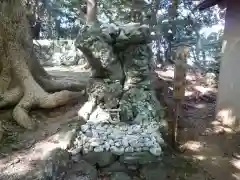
[0,1,85,130]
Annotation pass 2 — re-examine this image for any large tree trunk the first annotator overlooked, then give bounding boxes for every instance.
[216,1,240,131]
[0,1,85,130]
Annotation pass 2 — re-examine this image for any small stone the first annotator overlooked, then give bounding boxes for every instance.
[111,146,124,155]
[85,130,93,137]
[119,126,127,131]
[96,125,105,131]
[81,124,89,132]
[102,135,107,140]
[115,142,121,147]
[70,147,82,155]
[109,139,115,145]
[106,128,113,134]
[90,140,100,147]
[144,140,154,147]
[104,142,111,151]
[92,130,99,138]
[83,142,90,148]
[129,139,140,148]
[149,147,162,156]
[146,126,159,133]
[125,147,134,153]
[127,130,133,135]
[153,133,164,145]
[94,146,104,152]
[122,138,129,147]
[132,125,141,133]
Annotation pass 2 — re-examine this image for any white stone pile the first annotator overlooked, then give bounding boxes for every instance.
[73,120,164,156]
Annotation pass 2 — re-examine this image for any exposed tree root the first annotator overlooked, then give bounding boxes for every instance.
[37,76,86,93]
[4,41,84,130]
[20,32,86,93]
[0,87,23,109]
[0,2,86,130]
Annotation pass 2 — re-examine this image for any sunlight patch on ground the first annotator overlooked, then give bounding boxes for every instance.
[1,162,32,177]
[194,103,207,109]
[216,108,238,130]
[194,85,216,94]
[211,120,234,133]
[184,89,195,96]
[232,173,240,180]
[183,141,203,152]
[157,69,174,78]
[192,155,206,161]
[44,65,89,72]
[0,134,69,178]
[231,159,240,170]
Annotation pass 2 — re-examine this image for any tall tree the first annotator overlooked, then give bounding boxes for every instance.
[0,0,84,129]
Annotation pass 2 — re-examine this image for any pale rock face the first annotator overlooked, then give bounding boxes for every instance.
[71,23,165,158]
[78,99,96,120]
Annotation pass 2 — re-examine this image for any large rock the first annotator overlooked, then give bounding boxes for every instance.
[75,24,124,80]
[64,160,98,180]
[82,152,117,167]
[41,148,72,179]
[72,23,165,158]
[101,161,128,174]
[119,152,161,165]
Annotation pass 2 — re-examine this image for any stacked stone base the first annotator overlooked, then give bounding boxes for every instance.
[69,23,166,169]
[73,120,164,156]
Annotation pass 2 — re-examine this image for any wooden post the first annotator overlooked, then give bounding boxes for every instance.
[172,44,189,148]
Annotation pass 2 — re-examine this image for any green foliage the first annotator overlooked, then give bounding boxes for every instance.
[31,0,224,73]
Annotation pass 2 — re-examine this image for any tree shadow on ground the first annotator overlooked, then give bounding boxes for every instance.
[153,67,240,180]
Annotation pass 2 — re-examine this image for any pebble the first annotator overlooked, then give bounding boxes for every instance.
[115,142,121,147]
[149,147,162,156]
[125,147,134,153]
[74,120,163,156]
[122,138,129,147]
[94,146,104,152]
[104,142,111,151]
[81,124,89,132]
[111,146,124,155]
[85,130,93,137]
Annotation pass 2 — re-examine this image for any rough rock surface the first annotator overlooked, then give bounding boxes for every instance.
[13,23,167,180]
[73,22,165,158]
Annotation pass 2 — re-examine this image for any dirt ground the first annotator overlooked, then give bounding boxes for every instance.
[0,65,239,180]
[154,66,240,180]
